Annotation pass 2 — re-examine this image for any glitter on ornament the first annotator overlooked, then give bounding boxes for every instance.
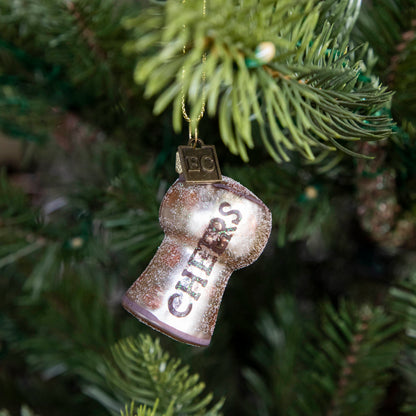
[122,176,272,346]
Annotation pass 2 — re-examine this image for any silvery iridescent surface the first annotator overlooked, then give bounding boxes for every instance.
[122,176,272,346]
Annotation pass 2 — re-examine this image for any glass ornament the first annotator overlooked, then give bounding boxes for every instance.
[122,175,272,346]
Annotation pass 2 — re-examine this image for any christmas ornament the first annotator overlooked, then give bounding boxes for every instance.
[122,153,271,346]
[122,0,272,346]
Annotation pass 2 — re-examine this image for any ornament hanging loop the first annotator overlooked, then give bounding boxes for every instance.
[188,123,201,146]
[181,0,206,145]
[188,135,205,149]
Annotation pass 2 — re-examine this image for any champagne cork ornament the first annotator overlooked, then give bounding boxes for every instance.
[122,153,272,346]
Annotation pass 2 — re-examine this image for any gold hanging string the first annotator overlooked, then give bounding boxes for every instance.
[181,0,207,146]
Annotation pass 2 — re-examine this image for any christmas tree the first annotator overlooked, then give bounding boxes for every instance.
[2,0,416,414]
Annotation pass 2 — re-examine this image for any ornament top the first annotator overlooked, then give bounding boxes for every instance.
[160,175,271,269]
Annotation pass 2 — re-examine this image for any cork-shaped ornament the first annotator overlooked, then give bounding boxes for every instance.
[122,144,272,346]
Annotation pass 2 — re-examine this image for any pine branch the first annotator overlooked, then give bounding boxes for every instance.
[0,171,52,274]
[390,269,416,343]
[388,268,416,413]
[0,138,164,291]
[0,148,164,410]
[354,0,416,78]
[317,0,362,39]
[398,350,416,414]
[124,0,393,162]
[301,302,402,416]
[0,0,130,88]
[106,335,224,416]
[0,0,152,142]
[120,400,174,416]
[66,1,108,62]
[243,295,308,416]
[97,160,164,266]
[246,297,402,416]
[1,240,125,412]
[354,0,416,122]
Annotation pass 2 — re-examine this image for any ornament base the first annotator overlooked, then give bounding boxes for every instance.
[122,294,210,346]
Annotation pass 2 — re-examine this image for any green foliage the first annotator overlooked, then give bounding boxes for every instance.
[0,405,38,416]
[0,87,53,143]
[246,297,403,416]
[398,351,416,414]
[0,170,40,227]
[390,269,416,341]
[0,171,45,269]
[354,0,416,123]
[107,335,224,416]
[125,0,392,162]
[120,400,173,416]
[0,143,163,279]
[389,269,416,413]
[98,158,164,265]
[0,0,132,97]
[354,0,415,73]
[300,302,402,416]
[317,0,362,38]
[0,0,154,144]
[243,295,308,415]
[0,148,164,414]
